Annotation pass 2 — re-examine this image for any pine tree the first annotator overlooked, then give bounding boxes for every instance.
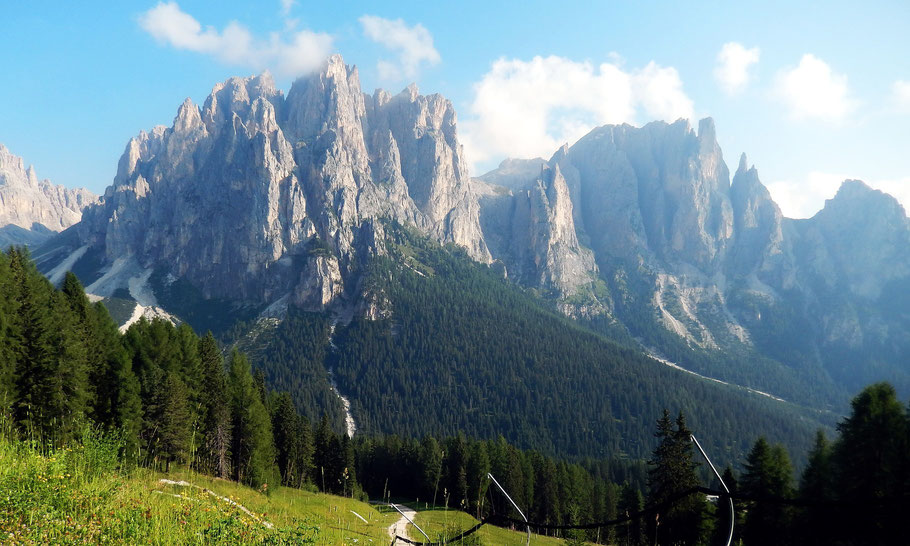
[617,483,645,546]
[198,332,230,478]
[465,440,490,517]
[797,430,834,545]
[418,436,443,505]
[271,391,301,486]
[0,250,16,417]
[296,414,314,488]
[646,410,703,546]
[156,371,192,472]
[228,351,277,489]
[740,437,793,545]
[313,414,335,493]
[830,383,908,543]
[10,248,59,442]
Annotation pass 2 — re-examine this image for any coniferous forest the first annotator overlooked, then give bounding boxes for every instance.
[2,245,909,544]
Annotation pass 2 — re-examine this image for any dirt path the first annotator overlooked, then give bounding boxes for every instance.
[388,503,417,543]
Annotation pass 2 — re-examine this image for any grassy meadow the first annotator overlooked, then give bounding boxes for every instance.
[0,429,398,545]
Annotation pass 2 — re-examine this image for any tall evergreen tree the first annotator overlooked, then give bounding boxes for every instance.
[296,414,314,488]
[156,371,192,472]
[617,483,645,546]
[797,430,834,545]
[198,332,231,478]
[646,410,703,546]
[10,248,60,442]
[418,436,443,504]
[271,391,301,486]
[313,414,335,493]
[228,351,277,488]
[830,383,909,543]
[740,437,794,545]
[465,440,490,518]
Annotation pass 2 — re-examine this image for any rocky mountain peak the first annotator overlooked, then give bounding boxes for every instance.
[0,143,98,238]
[174,98,204,134]
[737,152,749,175]
[476,157,548,191]
[57,53,488,310]
[800,180,910,301]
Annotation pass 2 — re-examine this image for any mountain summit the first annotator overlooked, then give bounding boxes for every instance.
[69,55,488,310]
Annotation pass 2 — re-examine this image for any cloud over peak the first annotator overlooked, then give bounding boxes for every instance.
[714,42,760,95]
[359,15,440,81]
[773,54,855,123]
[460,55,694,170]
[138,1,333,77]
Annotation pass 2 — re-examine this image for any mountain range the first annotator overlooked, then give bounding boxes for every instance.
[0,144,96,247]
[19,54,910,461]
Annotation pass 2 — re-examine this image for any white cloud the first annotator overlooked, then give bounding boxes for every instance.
[773,54,855,123]
[892,80,910,112]
[460,55,694,169]
[359,15,440,81]
[714,42,760,95]
[279,0,295,16]
[138,2,333,77]
[767,172,910,219]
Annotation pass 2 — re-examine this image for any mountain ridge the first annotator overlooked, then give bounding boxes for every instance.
[31,53,910,424]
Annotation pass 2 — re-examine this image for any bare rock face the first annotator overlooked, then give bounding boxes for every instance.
[478,116,910,382]
[478,160,603,313]
[554,118,734,272]
[798,180,910,300]
[73,55,488,309]
[0,144,97,242]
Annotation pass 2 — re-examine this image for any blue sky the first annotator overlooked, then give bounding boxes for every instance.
[2,0,908,218]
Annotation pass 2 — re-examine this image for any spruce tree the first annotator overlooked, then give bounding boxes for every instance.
[271,391,301,486]
[646,410,702,546]
[465,440,490,517]
[296,414,314,488]
[830,383,908,543]
[618,483,645,546]
[798,430,834,545]
[228,351,277,489]
[0,250,16,416]
[10,248,59,442]
[741,437,794,545]
[313,414,335,492]
[198,332,231,478]
[157,371,192,472]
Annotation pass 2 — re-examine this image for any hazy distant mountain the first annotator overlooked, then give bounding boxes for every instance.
[0,144,96,246]
[477,119,910,400]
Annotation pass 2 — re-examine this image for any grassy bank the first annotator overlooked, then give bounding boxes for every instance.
[0,430,396,544]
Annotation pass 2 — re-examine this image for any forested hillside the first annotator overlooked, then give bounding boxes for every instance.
[251,226,834,465]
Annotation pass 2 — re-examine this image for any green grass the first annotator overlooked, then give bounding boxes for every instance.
[404,506,570,545]
[0,432,397,545]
